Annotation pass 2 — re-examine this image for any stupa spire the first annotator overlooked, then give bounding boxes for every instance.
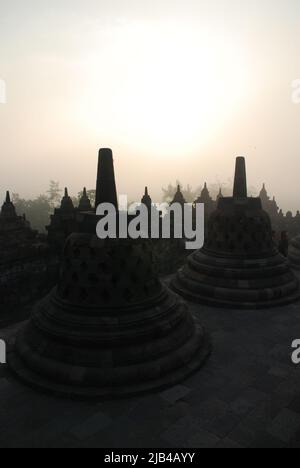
[233,157,247,198]
[141,186,152,210]
[95,148,118,210]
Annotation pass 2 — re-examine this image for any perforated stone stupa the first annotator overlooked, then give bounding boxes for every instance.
[9,148,210,399]
[172,157,300,309]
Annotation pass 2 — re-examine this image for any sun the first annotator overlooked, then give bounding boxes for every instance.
[77,20,250,157]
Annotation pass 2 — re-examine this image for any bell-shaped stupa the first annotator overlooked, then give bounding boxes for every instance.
[172,157,300,309]
[9,149,210,399]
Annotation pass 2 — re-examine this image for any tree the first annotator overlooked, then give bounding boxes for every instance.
[47,181,62,208]
[12,193,52,233]
[162,181,201,203]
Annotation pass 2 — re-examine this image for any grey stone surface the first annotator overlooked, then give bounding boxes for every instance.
[1,290,300,448]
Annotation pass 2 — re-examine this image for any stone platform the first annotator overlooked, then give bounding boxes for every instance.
[1,283,300,448]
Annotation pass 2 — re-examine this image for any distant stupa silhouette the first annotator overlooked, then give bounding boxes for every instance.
[9,148,210,399]
[172,157,300,309]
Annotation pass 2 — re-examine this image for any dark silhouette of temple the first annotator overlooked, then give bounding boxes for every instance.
[9,149,210,399]
[194,182,216,224]
[259,183,300,240]
[47,187,93,251]
[3,149,300,447]
[0,192,55,325]
[171,157,300,309]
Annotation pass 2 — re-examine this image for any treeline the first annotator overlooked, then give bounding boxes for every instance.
[162,180,258,203]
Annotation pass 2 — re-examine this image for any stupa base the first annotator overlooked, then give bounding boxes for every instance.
[172,250,300,310]
[8,315,210,401]
[8,285,211,400]
[172,276,300,309]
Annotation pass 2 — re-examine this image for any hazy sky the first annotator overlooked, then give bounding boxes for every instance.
[0,0,300,211]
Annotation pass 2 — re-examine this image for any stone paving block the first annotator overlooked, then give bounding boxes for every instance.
[270,344,291,362]
[230,397,257,418]
[228,422,259,448]
[160,415,202,447]
[160,385,191,404]
[216,437,243,448]
[192,397,229,422]
[185,430,220,448]
[268,409,300,443]
[163,400,191,425]
[253,374,284,393]
[288,395,300,414]
[70,411,113,441]
[0,378,11,392]
[268,366,291,379]
[249,431,285,448]
[205,411,241,439]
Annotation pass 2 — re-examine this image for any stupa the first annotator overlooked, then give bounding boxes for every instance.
[194,183,217,233]
[171,185,186,207]
[141,187,152,211]
[78,187,92,212]
[172,157,300,309]
[194,183,216,218]
[9,148,210,399]
[46,188,77,251]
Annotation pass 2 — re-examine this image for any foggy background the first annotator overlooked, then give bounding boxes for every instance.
[0,0,300,212]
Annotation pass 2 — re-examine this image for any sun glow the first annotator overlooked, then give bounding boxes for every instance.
[77,20,250,157]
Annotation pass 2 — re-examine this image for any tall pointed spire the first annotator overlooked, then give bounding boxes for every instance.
[6,191,11,203]
[95,148,118,210]
[217,187,223,200]
[233,157,247,198]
